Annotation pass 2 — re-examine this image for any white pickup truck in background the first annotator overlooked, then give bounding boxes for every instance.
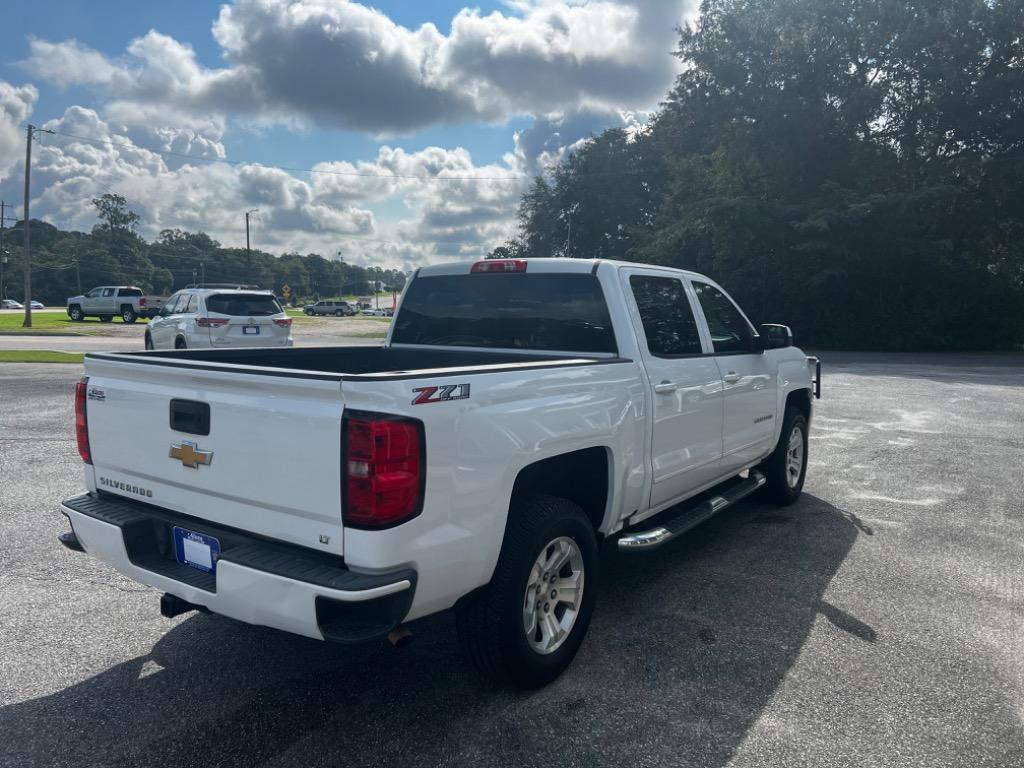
[66,285,165,323]
[60,258,820,687]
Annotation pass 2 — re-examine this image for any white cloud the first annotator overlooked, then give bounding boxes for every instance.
[21,38,126,88]
[23,0,695,134]
[0,82,38,180]
[0,98,527,268]
[6,1,698,266]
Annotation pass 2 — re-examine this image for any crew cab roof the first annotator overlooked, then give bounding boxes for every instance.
[416,258,706,281]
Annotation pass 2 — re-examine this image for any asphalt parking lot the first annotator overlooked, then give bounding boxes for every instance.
[1,353,1021,768]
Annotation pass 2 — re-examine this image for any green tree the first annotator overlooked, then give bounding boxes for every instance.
[505,0,1024,350]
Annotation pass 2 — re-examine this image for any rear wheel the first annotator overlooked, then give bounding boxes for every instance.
[335,309,343,316]
[174,337,187,350]
[68,305,84,322]
[121,306,137,324]
[457,495,597,688]
[758,406,808,505]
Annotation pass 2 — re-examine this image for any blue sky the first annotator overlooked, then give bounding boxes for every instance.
[0,1,692,268]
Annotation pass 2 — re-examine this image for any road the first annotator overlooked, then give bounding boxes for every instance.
[0,354,1021,768]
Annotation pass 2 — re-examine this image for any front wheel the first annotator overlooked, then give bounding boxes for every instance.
[68,305,84,322]
[457,495,597,688]
[121,306,137,324]
[758,406,808,505]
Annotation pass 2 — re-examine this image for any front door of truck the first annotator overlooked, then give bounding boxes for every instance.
[81,288,103,314]
[690,280,778,473]
[623,269,725,508]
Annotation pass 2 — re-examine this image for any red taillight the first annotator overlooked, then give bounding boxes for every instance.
[471,259,528,274]
[139,297,147,306]
[74,377,92,464]
[196,317,229,327]
[344,413,424,529]
[274,318,293,327]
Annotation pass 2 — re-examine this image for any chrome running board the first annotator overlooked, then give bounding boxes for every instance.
[617,471,766,552]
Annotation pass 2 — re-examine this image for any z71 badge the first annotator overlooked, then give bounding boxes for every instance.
[412,383,471,405]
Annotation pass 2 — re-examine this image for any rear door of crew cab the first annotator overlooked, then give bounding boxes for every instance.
[620,267,725,507]
[689,279,777,472]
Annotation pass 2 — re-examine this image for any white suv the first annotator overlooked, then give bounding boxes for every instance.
[145,289,293,350]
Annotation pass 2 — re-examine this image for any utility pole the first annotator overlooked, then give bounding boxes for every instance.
[245,209,258,278]
[74,234,82,294]
[1,200,8,301]
[21,124,54,327]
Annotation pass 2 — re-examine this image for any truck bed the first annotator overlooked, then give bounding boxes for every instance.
[89,346,619,379]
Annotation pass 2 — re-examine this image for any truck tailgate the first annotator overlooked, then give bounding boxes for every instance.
[82,356,345,555]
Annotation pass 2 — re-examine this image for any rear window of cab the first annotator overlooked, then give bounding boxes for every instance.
[392,273,617,354]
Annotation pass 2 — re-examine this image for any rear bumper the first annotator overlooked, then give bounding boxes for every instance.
[61,492,415,643]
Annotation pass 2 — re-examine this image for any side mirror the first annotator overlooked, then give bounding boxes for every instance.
[758,324,793,350]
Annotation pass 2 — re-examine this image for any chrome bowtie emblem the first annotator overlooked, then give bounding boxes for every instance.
[169,441,214,469]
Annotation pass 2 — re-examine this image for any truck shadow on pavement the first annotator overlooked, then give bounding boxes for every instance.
[1,494,865,768]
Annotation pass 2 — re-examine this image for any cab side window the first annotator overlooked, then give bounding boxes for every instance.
[692,281,754,354]
[630,275,703,357]
[102,288,116,297]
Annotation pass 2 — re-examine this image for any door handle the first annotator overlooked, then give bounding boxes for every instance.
[723,372,741,384]
[654,381,678,394]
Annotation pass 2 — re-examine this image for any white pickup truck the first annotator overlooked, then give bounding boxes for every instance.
[60,258,820,687]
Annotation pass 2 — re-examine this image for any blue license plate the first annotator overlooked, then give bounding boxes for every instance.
[173,527,221,574]
[243,325,260,335]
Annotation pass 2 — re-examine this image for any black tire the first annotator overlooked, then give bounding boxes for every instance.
[121,306,137,324]
[758,406,809,505]
[174,337,187,350]
[144,333,154,350]
[99,315,113,323]
[335,310,343,317]
[68,305,84,322]
[457,495,598,688]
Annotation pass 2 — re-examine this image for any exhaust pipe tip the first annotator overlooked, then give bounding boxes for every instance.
[160,593,209,619]
[387,625,414,648]
[57,530,85,553]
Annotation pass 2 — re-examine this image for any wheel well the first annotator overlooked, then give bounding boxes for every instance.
[786,388,811,421]
[510,447,610,534]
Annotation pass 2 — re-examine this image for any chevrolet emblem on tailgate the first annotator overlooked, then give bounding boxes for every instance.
[169,441,213,469]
